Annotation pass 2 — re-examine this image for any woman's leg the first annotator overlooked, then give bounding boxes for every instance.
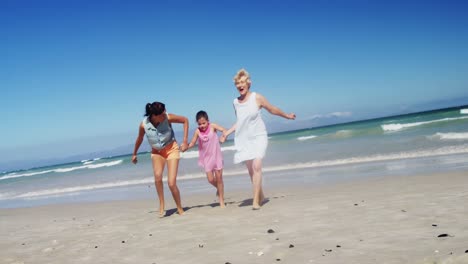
[151,154,166,216]
[214,169,225,208]
[166,158,185,215]
[246,158,264,209]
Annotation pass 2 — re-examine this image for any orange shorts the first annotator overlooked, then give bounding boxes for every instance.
[151,141,180,160]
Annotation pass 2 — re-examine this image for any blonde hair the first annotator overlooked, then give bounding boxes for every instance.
[233,68,252,85]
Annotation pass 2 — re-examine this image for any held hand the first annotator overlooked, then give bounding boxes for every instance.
[179,142,188,152]
[219,135,226,143]
[131,155,138,164]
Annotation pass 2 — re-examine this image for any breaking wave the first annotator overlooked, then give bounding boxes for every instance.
[381,116,468,132]
[0,160,123,181]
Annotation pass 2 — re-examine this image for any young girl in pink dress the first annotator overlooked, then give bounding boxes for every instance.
[188,110,227,208]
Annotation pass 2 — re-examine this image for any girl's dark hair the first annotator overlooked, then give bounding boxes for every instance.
[196,110,209,121]
[145,102,166,117]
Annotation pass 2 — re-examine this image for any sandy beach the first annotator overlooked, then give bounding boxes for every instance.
[1,170,468,264]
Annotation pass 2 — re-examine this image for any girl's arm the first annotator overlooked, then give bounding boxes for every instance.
[256,93,296,120]
[187,129,200,149]
[211,123,228,143]
[167,113,189,151]
[132,123,146,164]
[211,123,227,134]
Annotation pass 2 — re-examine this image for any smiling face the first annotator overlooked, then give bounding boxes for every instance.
[197,117,209,132]
[235,75,251,97]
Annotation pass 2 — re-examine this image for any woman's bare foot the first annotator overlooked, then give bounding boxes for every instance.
[159,210,166,218]
[177,208,185,215]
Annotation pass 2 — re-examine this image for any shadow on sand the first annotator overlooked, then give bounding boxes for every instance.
[148,197,273,216]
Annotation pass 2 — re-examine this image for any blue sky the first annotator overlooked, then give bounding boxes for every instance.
[1,0,468,170]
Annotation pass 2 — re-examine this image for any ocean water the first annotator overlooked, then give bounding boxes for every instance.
[1,106,468,208]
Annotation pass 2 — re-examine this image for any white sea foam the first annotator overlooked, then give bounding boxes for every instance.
[461,109,468,114]
[429,132,468,141]
[0,160,123,181]
[0,173,208,201]
[181,150,199,159]
[333,130,353,138]
[81,157,101,164]
[0,169,55,180]
[3,145,468,201]
[297,135,317,141]
[381,116,468,132]
[5,179,154,200]
[221,146,236,151]
[23,192,82,200]
[87,160,122,168]
[256,144,468,174]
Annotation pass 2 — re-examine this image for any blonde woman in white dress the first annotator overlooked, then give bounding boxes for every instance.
[223,69,296,209]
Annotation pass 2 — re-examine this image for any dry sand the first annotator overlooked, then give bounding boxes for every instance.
[1,171,468,264]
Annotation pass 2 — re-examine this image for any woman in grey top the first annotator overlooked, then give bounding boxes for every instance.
[132,101,189,217]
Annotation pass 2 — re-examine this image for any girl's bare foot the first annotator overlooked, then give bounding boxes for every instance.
[259,193,265,205]
[220,203,226,208]
[177,208,185,215]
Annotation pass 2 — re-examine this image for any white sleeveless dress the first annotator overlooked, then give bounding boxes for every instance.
[233,92,268,164]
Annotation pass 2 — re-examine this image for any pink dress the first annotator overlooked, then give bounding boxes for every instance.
[197,123,223,172]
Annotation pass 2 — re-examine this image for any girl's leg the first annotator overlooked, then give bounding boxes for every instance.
[151,154,166,216]
[166,158,185,215]
[205,171,218,189]
[245,159,264,209]
[214,169,225,208]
